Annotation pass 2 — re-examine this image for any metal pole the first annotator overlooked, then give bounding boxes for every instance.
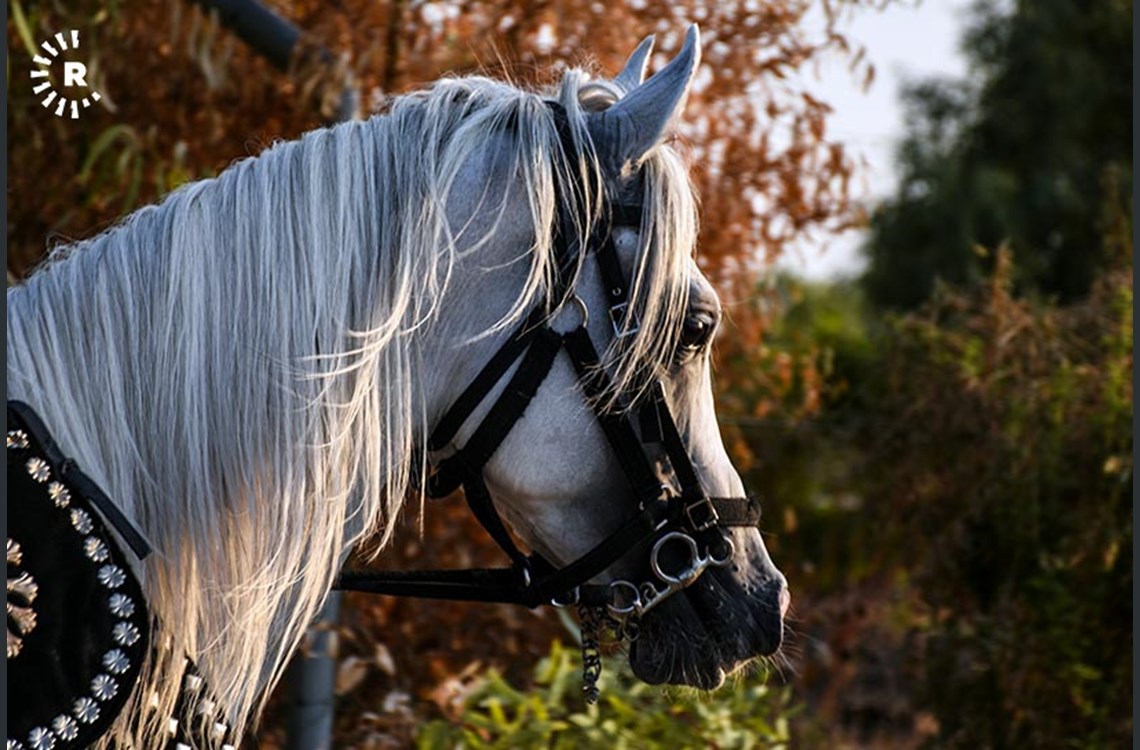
[190,0,299,70]
[189,0,359,123]
[285,592,342,750]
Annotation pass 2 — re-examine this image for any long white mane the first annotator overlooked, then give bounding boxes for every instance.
[6,70,695,746]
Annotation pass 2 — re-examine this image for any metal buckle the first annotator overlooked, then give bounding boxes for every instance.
[609,302,641,338]
[683,496,719,532]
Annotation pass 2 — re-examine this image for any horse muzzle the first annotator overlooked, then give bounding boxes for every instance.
[628,537,788,690]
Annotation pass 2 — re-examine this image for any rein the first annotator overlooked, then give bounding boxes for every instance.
[335,101,760,627]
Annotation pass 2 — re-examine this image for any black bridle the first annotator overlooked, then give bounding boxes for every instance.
[335,102,761,620]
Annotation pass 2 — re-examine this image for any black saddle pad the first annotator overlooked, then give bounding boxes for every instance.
[7,402,151,749]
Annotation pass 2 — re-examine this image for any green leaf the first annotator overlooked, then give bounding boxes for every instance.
[10,1,39,61]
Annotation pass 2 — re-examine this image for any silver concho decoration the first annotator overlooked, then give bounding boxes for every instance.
[70,508,93,534]
[25,728,52,750]
[7,539,39,659]
[50,715,78,742]
[111,621,140,647]
[25,458,50,483]
[90,674,118,701]
[108,593,135,618]
[103,649,130,675]
[72,697,99,724]
[47,482,70,508]
[97,565,126,589]
[84,537,110,563]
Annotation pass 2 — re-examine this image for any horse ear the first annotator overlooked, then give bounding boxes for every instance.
[613,35,655,94]
[594,24,701,168]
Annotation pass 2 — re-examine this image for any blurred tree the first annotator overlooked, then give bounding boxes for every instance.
[7,0,889,423]
[861,0,1132,310]
[744,195,1133,747]
[863,230,1132,748]
[7,0,881,282]
[726,277,885,596]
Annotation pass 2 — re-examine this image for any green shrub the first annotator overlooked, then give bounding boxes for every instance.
[859,238,1133,748]
[417,639,794,750]
[728,210,1131,747]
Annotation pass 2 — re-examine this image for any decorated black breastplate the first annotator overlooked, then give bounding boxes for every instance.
[7,403,241,750]
[7,402,152,749]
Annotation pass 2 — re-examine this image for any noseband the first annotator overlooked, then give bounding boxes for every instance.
[336,102,761,625]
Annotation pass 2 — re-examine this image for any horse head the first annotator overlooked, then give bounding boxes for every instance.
[422,26,789,690]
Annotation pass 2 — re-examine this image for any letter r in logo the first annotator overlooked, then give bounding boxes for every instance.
[63,61,87,87]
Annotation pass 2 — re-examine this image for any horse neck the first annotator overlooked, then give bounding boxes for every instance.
[5,120,435,735]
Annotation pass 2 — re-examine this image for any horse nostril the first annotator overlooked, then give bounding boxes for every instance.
[779,587,791,617]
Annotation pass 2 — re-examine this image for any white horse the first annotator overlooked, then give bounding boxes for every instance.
[7,25,788,748]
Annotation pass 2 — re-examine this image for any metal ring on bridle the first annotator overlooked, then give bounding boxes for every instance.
[650,531,701,585]
[607,580,641,616]
[554,293,589,331]
[706,534,736,567]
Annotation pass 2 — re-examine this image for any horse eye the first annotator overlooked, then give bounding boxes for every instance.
[678,312,715,353]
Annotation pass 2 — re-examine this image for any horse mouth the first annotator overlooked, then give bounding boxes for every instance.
[628,637,729,690]
[626,568,786,690]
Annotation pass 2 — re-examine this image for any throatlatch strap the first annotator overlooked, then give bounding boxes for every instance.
[430,327,563,566]
[462,478,530,568]
[428,310,545,452]
[429,327,564,498]
[431,104,584,456]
